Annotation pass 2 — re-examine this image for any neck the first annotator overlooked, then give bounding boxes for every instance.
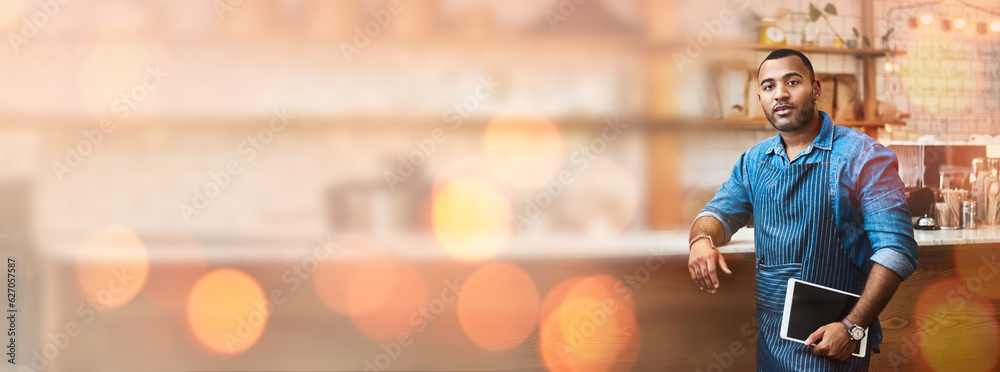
[779,111,822,160]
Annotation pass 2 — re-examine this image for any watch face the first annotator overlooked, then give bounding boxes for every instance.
[850,326,865,341]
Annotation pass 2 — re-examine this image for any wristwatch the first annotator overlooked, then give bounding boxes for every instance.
[841,318,866,341]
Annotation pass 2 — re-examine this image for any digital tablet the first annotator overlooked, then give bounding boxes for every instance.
[780,278,868,358]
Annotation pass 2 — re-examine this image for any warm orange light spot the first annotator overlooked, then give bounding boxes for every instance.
[484,112,564,189]
[432,177,512,261]
[539,275,640,372]
[991,21,1000,32]
[74,224,149,310]
[953,18,967,30]
[313,234,395,316]
[349,261,429,342]
[143,230,209,309]
[187,268,268,355]
[561,157,638,237]
[458,263,540,351]
[914,278,1000,372]
[919,301,999,372]
[540,276,584,325]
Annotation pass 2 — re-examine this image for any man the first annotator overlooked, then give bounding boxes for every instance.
[687,49,918,371]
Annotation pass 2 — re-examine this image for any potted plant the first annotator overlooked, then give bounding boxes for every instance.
[808,3,869,48]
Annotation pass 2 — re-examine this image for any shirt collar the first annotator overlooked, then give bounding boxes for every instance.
[764,111,834,156]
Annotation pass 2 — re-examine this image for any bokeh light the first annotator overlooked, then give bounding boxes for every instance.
[142,230,209,308]
[539,275,640,372]
[914,278,1000,372]
[953,18,967,30]
[991,21,1000,32]
[348,261,429,342]
[187,268,268,355]
[560,157,638,237]
[74,224,150,310]
[484,112,564,189]
[458,263,540,351]
[313,234,396,316]
[432,177,512,261]
[540,276,585,325]
[919,13,934,25]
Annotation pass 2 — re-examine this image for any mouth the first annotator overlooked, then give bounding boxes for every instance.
[773,105,793,116]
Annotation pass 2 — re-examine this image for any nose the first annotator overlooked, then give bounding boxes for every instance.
[773,84,791,101]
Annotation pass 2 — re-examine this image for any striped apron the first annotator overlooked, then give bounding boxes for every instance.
[752,149,872,371]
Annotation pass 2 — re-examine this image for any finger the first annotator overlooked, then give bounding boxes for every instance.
[718,254,732,275]
[804,328,824,346]
[698,264,713,292]
[692,262,707,291]
[707,256,719,289]
[688,264,703,290]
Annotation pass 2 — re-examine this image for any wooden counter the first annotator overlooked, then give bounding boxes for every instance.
[34,229,1000,371]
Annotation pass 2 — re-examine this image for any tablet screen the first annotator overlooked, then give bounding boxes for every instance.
[781,279,867,357]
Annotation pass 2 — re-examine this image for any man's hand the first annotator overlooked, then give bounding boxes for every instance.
[687,241,731,294]
[803,322,857,361]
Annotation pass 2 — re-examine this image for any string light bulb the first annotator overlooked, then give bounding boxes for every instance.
[953,18,966,30]
[991,21,1000,32]
[919,13,934,25]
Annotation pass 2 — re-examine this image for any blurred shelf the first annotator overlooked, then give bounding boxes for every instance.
[0,113,641,130]
[646,117,904,129]
[646,41,906,57]
[716,43,906,57]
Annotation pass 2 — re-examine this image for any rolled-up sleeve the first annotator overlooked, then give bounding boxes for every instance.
[697,151,754,244]
[856,144,919,279]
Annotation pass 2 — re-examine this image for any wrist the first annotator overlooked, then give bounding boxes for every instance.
[841,317,866,341]
[689,235,715,251]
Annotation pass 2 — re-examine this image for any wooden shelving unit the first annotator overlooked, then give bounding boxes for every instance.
[643,0,901,136]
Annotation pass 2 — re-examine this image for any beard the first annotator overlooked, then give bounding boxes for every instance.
[765,95,817,132]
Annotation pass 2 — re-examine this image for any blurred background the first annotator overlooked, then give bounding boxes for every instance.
[1,0,999,371]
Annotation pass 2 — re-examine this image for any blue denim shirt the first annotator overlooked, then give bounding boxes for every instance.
[698,111,919,280]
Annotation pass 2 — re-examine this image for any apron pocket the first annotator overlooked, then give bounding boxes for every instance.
[755,262,803,315]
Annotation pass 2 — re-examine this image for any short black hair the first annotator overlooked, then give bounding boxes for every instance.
[758,48,815,82]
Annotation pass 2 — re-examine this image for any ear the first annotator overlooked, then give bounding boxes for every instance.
[812,79,822,101]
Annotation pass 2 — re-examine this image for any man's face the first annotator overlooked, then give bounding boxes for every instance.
[757,56,821,132]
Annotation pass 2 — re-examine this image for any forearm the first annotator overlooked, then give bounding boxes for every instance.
[846,263,903,328]
[689,216,726,247]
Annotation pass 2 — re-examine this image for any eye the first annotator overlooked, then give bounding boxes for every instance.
[763,84,774,90]
[788,80,798,86]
